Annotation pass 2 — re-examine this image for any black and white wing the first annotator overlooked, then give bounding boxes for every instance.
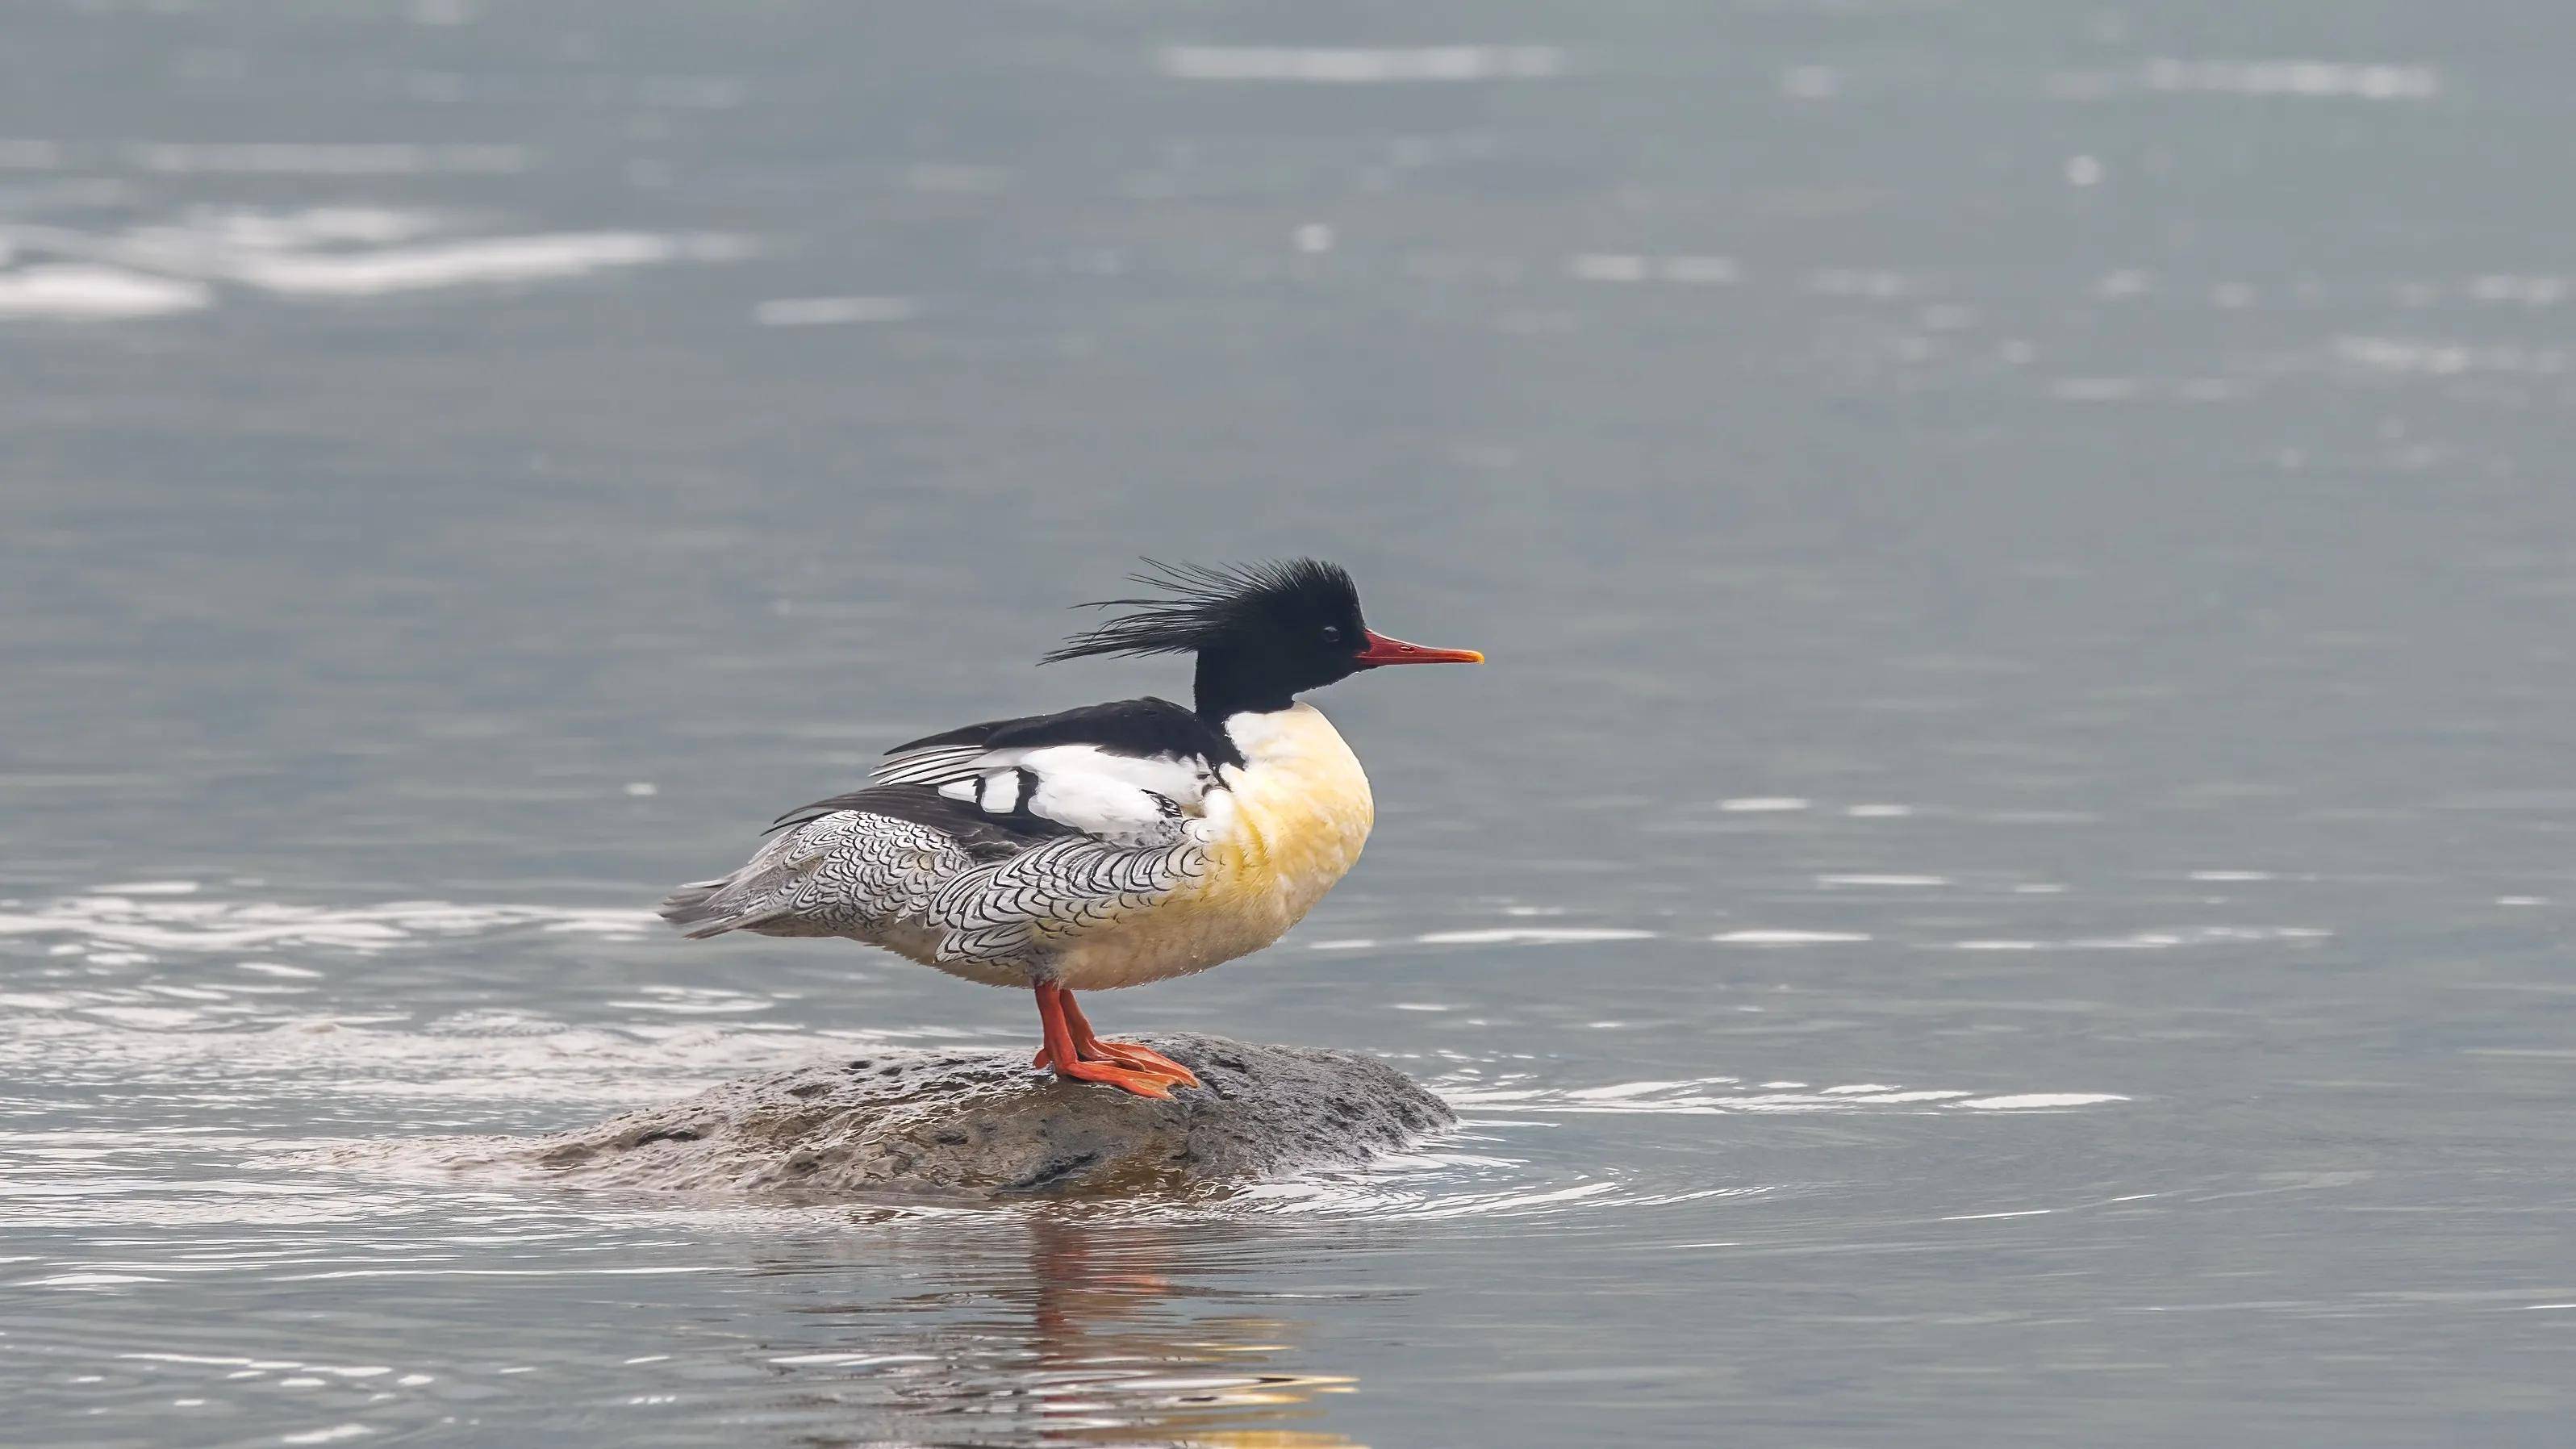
[859,695,1238,848]
[659,697,1234,970]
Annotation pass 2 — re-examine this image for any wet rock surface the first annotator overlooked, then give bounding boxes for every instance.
[483,1034,1454,1199]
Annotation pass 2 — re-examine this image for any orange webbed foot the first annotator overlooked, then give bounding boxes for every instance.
[1046,1052,1177,1099]
[1030,1040,1198,1088]
[1083,1040,1200,1088]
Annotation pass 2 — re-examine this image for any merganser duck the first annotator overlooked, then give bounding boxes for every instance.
[658,559,1481,1098]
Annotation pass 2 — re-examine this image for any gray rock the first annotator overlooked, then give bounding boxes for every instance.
[482,1034,1452,1200]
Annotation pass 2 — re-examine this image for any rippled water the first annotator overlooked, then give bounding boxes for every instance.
[7,2,2576,1444]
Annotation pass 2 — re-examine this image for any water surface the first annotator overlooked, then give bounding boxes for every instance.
[6,2,2575,1444]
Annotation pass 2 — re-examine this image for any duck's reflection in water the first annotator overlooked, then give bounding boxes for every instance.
[749,1214,1372,1447]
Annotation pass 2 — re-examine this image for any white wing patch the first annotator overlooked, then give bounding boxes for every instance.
[979,773,1022,814]
[1024,770,1175,846]
[875,741,1219,846]
[1013,745,1215,806]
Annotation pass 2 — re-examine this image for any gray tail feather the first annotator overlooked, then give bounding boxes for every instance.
[657,878,749,939]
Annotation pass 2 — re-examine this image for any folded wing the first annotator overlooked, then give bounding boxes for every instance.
[866,695,1235,842]
[659,696,1236,971]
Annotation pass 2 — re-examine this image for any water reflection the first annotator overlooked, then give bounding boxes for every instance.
[754,1217,1366,1447]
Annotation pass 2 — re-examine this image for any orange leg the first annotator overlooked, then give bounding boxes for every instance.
[1029,982,1200,1094]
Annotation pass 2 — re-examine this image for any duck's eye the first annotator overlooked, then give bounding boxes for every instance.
[1320,625,1342,644]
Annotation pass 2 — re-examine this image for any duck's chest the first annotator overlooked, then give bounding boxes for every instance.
[1046,704,1373,989]
[1200,703,1376,918]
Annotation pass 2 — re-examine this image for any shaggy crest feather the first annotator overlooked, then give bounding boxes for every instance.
[1042,557,1361,664]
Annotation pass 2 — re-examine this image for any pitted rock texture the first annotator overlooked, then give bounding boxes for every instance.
[499,1034,1452,1199]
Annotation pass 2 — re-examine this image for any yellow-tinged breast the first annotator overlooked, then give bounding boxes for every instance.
[1049,703,1373,990]
[1203,702,1376,921]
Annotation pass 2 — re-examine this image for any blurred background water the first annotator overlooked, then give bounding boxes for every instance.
[5,2,2575,1444]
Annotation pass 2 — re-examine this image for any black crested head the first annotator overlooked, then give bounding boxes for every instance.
[1046,558,1372,718]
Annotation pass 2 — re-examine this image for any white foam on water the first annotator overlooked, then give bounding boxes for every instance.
[605,984,776,1016]
[2336,336,2568,376]
[1568,253,1739,285]
[754,295,920,326]
[1564,1080,1696,1101]
[0,265,211,319]
[1445,1075,2123,1117]
[278,1424,374,1445]
[1223,1157,1755,1223]
[0,893,661,954]
[1806,268,1914,299]
[221,232,748,296]
[2,210,752,312]
[127,141,531,174]
[2052,377,2145,401]
[1569,253,1649,282]
[1709,930,1872,946]
[2463,274,2572,306]
[0,891,957,1138]
[1412,927,1658,946]
[166,207,448,251]
[1940,925,2328,952]
[2142,58,2439,100]
[1157,44,1564,84]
